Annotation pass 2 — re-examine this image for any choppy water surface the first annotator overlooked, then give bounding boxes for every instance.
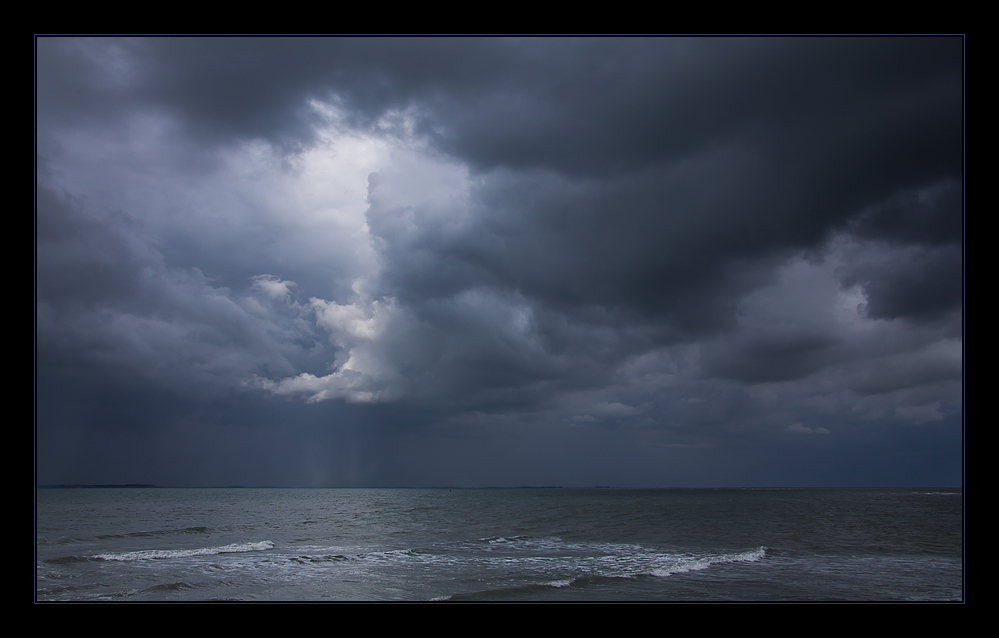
[36,488,963,601]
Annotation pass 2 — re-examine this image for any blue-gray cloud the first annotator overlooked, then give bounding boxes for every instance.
[35,37,963,487]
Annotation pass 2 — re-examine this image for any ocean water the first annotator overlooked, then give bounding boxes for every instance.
[35,487,963,601]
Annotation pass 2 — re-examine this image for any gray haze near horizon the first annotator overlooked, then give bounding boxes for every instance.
[36,37,962,487]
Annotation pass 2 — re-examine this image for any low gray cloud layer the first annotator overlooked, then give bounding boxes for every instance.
[36,37,962,487]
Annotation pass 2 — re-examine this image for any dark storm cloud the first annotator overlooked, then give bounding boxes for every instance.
[350,37,961,332]
[40,38,961,174]
[382,158,790,323]
[703,333,837,384]
[841,243,963,320]
[38,38,514,149]
[849,178,962,247]
[433,38,962,178]
[36,182,319,393]
[38,38,963,324]
[36,37,963,487]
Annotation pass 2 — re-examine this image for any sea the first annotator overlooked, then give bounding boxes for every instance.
[36,487,963,602]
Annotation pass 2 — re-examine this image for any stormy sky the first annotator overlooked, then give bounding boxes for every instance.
[35,37,963,487]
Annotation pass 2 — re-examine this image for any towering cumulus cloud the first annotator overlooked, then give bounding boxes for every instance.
[36,38,962,487]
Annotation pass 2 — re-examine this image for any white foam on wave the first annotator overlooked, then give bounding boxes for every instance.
[545,579,575,588]
[93,541,275,562]
[649,546,766,577]
[411,536,768,582]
